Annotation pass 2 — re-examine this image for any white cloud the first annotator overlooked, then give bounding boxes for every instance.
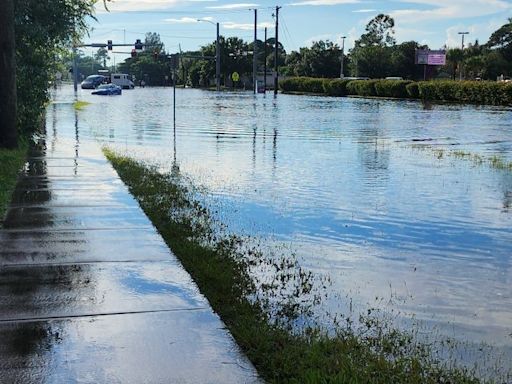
[164,17,199,23]
[97,0,182,12]
[289,0,360,6]
[391,0,511,23]
[304,33,332,46]
[444,17,505,48]
[207,3,258,9]
[222,21,274,30]
[352,9,377,13]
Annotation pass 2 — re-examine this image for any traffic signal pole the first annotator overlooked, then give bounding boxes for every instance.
[274,6,281,96]
[216,23,220,91]
[253,9,257,94]
[72,40,152,90]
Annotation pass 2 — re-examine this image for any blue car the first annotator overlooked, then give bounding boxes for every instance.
[92,84,122,95]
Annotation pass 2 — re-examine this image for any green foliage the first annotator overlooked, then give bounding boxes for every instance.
[418,80,512,105]
[279,77,327,93]
[105,150,485,384]
[487,18,512,61]
[357,14,396,47]
[14,0,95,136]
[323,79,351,96]
[280,76,512,106]
[118,54,170,86]
[406,82,420,98]
[346,80,379,96]
[350,45,393,78]
[283,40,342,78]
[0,142,27,223]
[374,80,413,98]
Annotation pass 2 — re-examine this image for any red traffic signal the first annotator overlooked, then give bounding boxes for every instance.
[131,49,137,58]
[107,40,113,50]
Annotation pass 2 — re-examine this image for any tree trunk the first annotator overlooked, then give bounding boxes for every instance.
[0,0,18,149]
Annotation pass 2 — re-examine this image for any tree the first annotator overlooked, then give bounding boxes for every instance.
[145,32,165,53]
[446,48,463,80]
[350,14,396,77]
[357,14,396,47]
[487,18,512,61]
[0,0,18,148]
[390,41,425,80]
[350,45,392,78]
[94,47,109,68]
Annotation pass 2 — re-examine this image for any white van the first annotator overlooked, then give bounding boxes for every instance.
[111,74,134,89]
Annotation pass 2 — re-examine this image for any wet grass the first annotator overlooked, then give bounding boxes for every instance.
[0,143,27,224]
[73,101,90,110]
[105,148,491,384]
[419,147,512,171]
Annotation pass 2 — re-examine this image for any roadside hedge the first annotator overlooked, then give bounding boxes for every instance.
[323,79,351,96]
[279,77,326,94]
[279,77,512,106]
[374,80,413,98]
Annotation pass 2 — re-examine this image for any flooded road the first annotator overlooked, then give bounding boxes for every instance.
[50,85,512,373]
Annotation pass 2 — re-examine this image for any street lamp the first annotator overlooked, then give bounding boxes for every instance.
[340,35,346,79]
[458,31,469,81]
[198,19,220,91]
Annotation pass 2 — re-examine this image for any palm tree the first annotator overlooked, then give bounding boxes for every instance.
[447,48,464,81]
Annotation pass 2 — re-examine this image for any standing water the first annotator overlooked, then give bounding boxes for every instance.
[50,85,512,377]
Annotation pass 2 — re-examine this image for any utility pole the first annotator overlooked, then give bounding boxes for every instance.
[458,31,469,81]
[264,27,267,93]
[198,19,220,91]
[339,36,346,79]
[73,47,78,92]
[216,22,220,91]
[253,9,257,94]
[274,6,281,96]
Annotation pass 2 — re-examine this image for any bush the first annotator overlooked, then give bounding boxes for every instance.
[323,79,351,96]
[374,80,413,98]
[280,76,512,106]
[346,80,379,96]
[406,82,420,98]
[418,80,512,105]
[280,77,327,93]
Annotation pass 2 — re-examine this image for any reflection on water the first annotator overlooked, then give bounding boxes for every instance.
[50,85,512,369]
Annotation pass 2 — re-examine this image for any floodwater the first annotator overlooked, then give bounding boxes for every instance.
[50,85,512,374]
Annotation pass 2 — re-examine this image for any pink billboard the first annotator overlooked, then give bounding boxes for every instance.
[415,49,446,66]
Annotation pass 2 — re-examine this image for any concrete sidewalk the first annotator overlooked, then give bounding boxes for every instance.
[0,132,261,382]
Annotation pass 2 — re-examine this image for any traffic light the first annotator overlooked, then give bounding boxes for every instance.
[135,39,143,50]
[107,40,113,50]
[153,51,158,61]
[131,49,137,58]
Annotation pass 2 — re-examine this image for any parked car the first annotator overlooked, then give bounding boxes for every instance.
[81,75,105,89]
[92,84,122,95]
[111,73,135,89]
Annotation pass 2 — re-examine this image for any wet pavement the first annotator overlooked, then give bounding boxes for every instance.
[0,134,260,382]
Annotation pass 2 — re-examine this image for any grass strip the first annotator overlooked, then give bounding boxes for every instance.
[73,101,91,110]
[104,148,486,384]
[0,143,28,224]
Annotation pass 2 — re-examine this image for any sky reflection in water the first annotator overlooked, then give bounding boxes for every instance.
[50,86,512,368]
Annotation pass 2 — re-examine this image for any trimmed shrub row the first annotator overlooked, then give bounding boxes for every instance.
[279,77,512,106]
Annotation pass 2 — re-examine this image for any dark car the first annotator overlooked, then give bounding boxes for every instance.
[81,75,105,89]
[91,84,122,95]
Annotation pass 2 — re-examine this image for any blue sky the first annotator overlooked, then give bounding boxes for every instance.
[84,0,512,58]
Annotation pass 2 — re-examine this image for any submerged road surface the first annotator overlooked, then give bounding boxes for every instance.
[0,122,260,382]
